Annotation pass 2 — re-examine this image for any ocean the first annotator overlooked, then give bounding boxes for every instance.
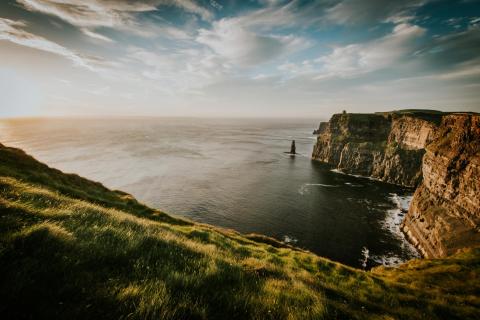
[0,117,419,268]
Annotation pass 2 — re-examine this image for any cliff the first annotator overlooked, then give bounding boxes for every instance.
[312,110,441,187]
[312,110,479,259]
[1,143,480,319]
[402,114,480,258]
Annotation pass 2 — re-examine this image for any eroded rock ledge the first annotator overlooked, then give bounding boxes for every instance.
[312,110,480,258]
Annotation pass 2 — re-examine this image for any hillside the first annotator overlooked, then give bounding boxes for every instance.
[1,143,479,319]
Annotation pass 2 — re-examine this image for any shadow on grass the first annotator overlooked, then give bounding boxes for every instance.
[0,211,270,319]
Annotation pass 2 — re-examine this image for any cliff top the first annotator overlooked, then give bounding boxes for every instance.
[326,109,479,126]
[377,109,444,114]
[1,143,480,319]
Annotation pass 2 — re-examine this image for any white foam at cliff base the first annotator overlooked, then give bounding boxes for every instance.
[385,193,414,236]
[330,168,384,182]
[283,235,298,244]
[378,193,420,266]
[345,182,363,187]
[360,246,370,268]
[298,183,340,195]
[371,254,404,267]
[389,193,412,212]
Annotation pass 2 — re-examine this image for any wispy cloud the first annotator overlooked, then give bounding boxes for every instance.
[80,28,114,42]
[196,17,310,67]
[317,23,426,77]
[325,0,430,25]
[275,23,426,80]
[16,0,212,40]
[125,46,230,94]
[0,18,96,71]
[224,0,431,31]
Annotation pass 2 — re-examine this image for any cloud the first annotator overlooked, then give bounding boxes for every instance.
[274,20,480,85]
[0,18,96,71]
[395,25,480,82]
[17,0,137,28]
[16,0,212,39]
[80,28,114,42]
[224,1,328,31]
[316,23,426,77]
[326,0,429,25]
[170,0,212,20]
[267,21,480,110]
[416,25,480,70]
[125,46,230,93]
[196,17,309,66]
[278,60,315,77]
[224,0,431,32]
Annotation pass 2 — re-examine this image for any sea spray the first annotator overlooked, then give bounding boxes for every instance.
[360,247,370,268]
[298,183,340,195]
[283,235,298,244]
[373,193,420,266]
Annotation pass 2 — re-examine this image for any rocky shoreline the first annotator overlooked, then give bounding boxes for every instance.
[312,110,480,258]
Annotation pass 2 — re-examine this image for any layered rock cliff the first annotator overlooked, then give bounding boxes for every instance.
[312,110,480,258]
[312,111,441,187]
[402,114,480,258]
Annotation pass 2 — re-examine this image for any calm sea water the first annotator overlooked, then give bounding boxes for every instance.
[0,118,418,268]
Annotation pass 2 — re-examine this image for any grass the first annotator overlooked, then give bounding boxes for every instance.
[0,143,479,319]
[375,109,446,125]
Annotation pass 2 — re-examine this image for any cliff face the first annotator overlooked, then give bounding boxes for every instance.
[312,111,440,187]
[312,113,388,177]
[402,114,480,258]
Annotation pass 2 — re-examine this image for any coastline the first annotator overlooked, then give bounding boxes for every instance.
[327,167,422,265]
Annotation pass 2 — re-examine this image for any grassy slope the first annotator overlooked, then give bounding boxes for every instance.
[0,143,479,319]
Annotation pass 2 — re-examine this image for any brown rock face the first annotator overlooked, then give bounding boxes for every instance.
[402,114,480,258]
[311,111,440,187]
[387,116,438,150]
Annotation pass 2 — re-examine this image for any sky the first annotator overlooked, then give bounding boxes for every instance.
[0,0,479,118]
